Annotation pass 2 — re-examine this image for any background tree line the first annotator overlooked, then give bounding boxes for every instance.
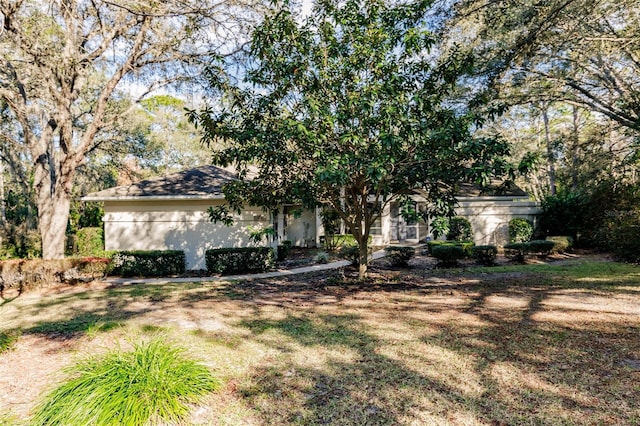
[0,0,638,265]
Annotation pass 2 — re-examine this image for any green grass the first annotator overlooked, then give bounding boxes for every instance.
[0,330,20,353]
[31,338,221,426]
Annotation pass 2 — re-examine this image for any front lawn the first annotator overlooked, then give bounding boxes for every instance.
[1,255,639,425]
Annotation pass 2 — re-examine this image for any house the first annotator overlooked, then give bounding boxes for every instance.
[83,165,540,270]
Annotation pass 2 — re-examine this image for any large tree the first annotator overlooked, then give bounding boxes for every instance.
[450,0,640,131]
[0,0,264,258]
[192,0,513,279]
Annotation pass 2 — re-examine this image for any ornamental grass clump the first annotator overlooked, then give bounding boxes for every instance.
[32,339,220,426]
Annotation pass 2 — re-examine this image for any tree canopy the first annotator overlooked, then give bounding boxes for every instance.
[0,0,265,258]
[192,0,513,279]
[451,0,640,131]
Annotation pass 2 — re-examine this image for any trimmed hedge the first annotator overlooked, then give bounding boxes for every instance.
[110,251,185,277]
[206,247,275,274]
[427,240,475,257]
[432,244,466,266]
[503,242,529,262]
[546,236,573,253]
[472,245,498,266]
[277,240,293,261]
[384,246,415,267]
[528,240,555,256]
[504,240,556,262]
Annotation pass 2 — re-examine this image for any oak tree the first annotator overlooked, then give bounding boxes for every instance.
[0,0,264,258]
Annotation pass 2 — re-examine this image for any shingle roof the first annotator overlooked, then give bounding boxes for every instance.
[82,165,237,200]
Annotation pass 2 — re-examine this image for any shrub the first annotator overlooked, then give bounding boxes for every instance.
[109,251,186,277]
[32,339,220,426]
[509,218,533,243]
[503,242,529,262]
[324,234,371,249]
[528,240,556,256]
[277,240,293,261]
[446,217,473,242]
[384,246,415,267]
[314,251,330,264]
[426,240,447,255]
[427,240,474,257]
[546,236,573,253]
[75,227,104,257]
[431,244,465,267]
[539,191,591,244]
[472,245,498,266]
[205,247,275,274]
[601,210,640,262]
[338,244,360,265]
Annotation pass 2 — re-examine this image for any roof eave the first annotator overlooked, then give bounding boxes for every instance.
[81,194,226,202]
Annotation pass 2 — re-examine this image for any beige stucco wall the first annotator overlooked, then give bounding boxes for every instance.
[455,197,541,246]
[103,199,271,270]
[102,196,540,270]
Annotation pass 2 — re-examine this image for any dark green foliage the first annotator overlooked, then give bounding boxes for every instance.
[504,242,529,262]
[539,184,640,248]
[539,191,590,243]
[384,246,415,267]
[427,240,475,257]
[109,251,186,277]
[338,245,361,266]
[427,240,474,257]
[75,227,104,257]
[472,245,498,266]
[31,339,220,426]
[205,247,275,274]
[509,218,533,243]
[277,240,293,261]
[601,210,640,263]
[0,226,41,259]
[528,240,555,256]
[504,240,555,261]
[430,217,450,240]
[431,244,466,267]
[325,234,362,249]
[320,209,342,250]
[546,236,573,253]
[446,217,473,242]
[191,0,514,279]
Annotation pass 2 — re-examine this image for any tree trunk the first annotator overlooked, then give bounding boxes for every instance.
[571,105,580,191]
[38,190,71,259]
[33,136,76,259]
[542,107,557,196]
[358,239,368,280]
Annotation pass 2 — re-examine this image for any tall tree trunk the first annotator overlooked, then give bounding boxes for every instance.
[37,188,71,259]
[33,135,75,259]
[542,107,557,196]
[571,105,580,190]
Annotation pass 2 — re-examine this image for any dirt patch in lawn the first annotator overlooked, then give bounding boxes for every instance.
[1,253,639,425]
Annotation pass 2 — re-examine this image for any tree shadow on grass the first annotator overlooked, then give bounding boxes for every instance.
[236,313,476,425]
[232,273,640,425]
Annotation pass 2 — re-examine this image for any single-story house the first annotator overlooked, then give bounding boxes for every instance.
[83,165,540,270]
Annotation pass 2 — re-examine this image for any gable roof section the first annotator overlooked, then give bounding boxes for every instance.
[82,165,237,201]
